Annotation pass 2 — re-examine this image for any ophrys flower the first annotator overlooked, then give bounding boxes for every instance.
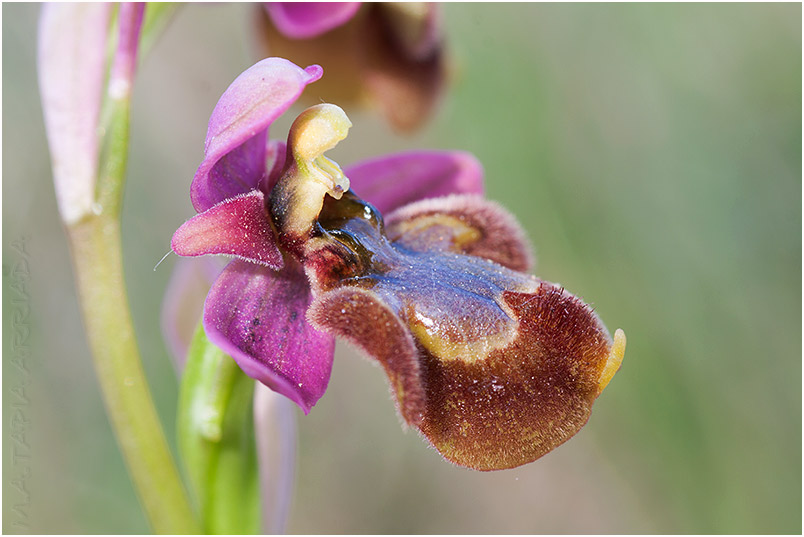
[172,57,625,470]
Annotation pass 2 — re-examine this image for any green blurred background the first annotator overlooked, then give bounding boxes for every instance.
[3,3,801,534]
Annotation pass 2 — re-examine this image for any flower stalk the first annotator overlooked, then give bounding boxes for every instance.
[67,216,199,534]
[96,2,142,217]
[40,3,199,533]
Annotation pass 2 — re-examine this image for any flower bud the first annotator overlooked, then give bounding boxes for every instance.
[38,4,111,224]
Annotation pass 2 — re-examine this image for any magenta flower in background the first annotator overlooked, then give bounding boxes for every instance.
[172,57,625,470]
[254,2,445,132]
[263,2,362,39]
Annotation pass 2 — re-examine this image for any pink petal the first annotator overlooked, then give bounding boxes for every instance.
[38,3,112,224]
[172,190,283,270]
[344,150,484,214]
[192,130,270,213]
[204,260,335,413]
[265,2,361,39]
[191,58,322,211]
[260,139,287,195]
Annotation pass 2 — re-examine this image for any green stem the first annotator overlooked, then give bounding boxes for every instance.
[62,8,200,530]
[96,91,131,217]
[67,216,200,534]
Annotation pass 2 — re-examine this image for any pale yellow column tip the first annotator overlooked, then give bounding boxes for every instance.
[598,328,626,394]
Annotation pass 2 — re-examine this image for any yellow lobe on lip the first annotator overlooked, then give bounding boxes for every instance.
[598,328,626,394]
[408,315,518,365]
[390,214,481,249]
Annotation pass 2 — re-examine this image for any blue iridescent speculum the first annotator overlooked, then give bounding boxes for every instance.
[270,103,626,470]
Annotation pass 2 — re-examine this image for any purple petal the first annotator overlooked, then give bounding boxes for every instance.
[193,130,269,213]
[345,150,484,214]
[161,257,225,371]
[172,190,283,269]
[265,2,361,39]
[38,3,112,224]
[191,58,323,212]
[204,260,335,413]
[259,139,287,195]
[254,383,296,534]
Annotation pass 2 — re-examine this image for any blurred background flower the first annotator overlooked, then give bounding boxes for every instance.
[254,2,445,132]
[3,3,800,533]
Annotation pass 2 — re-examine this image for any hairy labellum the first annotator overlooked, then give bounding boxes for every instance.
[292,190,624,470]
[264,105,626,470]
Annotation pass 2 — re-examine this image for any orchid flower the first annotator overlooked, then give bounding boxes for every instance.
[172,57,625,471]
[255,2,444,132]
